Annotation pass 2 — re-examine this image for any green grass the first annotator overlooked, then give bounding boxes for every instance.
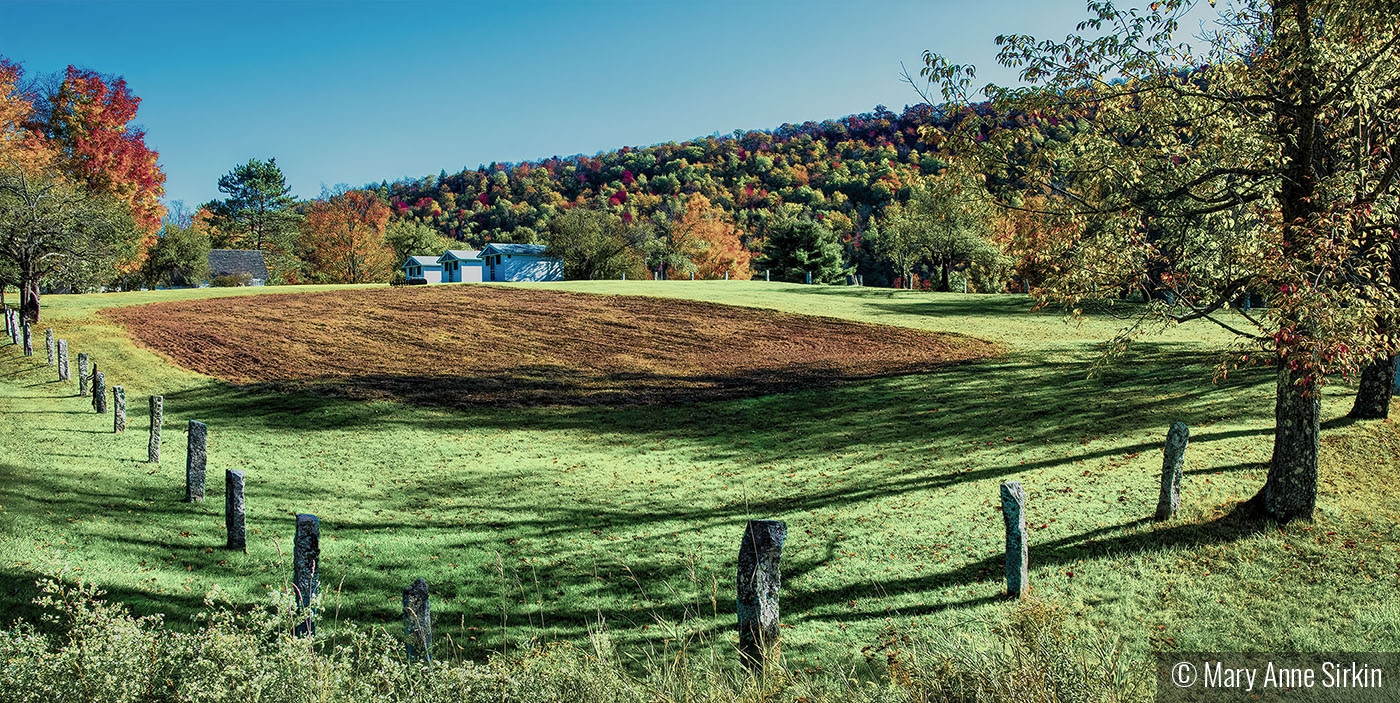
[1,281,1397,676]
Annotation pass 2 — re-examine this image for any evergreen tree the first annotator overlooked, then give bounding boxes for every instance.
[760,216,845,283]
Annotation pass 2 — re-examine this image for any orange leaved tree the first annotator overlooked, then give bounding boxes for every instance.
[299,187,394,283]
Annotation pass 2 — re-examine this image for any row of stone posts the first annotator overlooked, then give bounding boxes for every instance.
[993,422,1194,607]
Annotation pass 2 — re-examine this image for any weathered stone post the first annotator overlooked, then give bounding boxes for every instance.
[148,396,162,462]
[805,271,813,285]
[57,341,69,381]
[1155,422,1190,521]
[293,514,320,636]
[724,270,729,281]
[765,269,770,282]
[45,329,54,366]
[112,386,126,433]
[690,271,695,281]
[1001,481,1028,598]
[77,353,90,396]
[7,309,16,345]
[403,577,432,662]
[226,470,246,551]
[92,371,107,413]
[737,519,786,671]
[21,321,32,356]
[185,420,207,501]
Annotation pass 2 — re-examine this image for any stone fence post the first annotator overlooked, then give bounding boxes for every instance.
[403,578,432,662]
[148,396,163,462]
[737,519,786,670]
[293,514,320,636]
[185,420,207,501]
[1001,481,1028,598]
[57,341,69,381]
[226,470,246,551]
[112,386,125,432]
[92,371,107,413]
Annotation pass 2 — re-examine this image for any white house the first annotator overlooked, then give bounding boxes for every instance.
[480,243,563,282]
[437,250,484,283]
[401,255,444,284]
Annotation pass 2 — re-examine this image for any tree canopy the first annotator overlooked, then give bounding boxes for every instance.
[918,0,1400,521]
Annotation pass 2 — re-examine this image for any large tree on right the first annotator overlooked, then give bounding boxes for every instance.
[921,0,1400,522]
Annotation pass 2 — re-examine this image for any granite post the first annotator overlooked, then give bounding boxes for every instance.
[45,328,54,366]
[148,396,162,462]
[57,340,69,381]
[293,514,320,636]
[77,353,90,396]
[21,321,32,356]
[403,577,432,662]
[1155,422,1190,520]
[1001,481,1028,598]
[112,386,125,433]
[185,420,207,501]
[92,371,107,414]
[737,519,786,671]
[226,470,245,551]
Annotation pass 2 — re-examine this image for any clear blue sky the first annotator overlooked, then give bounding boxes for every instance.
[0,1,1166,210]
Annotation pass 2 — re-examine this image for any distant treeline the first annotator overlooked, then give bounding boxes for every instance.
[368,104,980,286]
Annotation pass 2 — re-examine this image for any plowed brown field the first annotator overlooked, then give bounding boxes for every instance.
[106,286,998,406]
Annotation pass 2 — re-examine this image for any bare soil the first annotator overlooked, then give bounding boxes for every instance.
[106,286,999,407]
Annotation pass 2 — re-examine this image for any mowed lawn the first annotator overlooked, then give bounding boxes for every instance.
[1,281,1398,672]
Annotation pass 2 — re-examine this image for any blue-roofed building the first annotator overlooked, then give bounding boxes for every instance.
[479,243,563,282]
[436,249,483,283]
[401,255,444,284]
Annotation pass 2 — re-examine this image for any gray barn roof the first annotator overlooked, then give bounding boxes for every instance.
[208,249,269,280]
[404,255,441,268]
[481,243,550,257]
[437,249,482,262]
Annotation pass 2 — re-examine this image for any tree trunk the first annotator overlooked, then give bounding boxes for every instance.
[18,271,39,324]
[1349,355,1397,420]
[1250,364,1319,522]
[939,257,951,292]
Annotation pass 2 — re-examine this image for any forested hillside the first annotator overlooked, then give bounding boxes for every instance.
[369,104,981,286]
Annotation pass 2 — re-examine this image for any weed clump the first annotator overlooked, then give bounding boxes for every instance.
[0,577,1151,703]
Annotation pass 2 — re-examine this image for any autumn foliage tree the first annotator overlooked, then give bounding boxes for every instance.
[0,58,147,321]
[920,0,1400,522]
[42,67,166,245]
[668,195,752,279]
[299,187,394,284]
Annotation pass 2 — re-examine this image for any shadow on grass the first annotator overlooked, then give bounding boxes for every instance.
[0,334,1296,662]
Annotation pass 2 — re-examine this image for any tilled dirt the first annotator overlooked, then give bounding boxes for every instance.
[106,286,999,407]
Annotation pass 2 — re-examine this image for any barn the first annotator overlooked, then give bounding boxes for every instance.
[401,255,444,284]
[480,243,563,282]
[436,250,484,283]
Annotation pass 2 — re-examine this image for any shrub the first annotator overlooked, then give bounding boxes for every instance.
[211,272,254,287]
[0,576,1151,703]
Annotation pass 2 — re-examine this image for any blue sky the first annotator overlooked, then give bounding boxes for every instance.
[0,1,1177,210]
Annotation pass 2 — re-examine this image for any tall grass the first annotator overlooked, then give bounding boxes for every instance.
[0,572,1152,703]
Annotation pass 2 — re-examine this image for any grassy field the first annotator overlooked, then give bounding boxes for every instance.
[1,281,1397,676]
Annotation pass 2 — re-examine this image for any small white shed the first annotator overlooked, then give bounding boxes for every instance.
[401,255,444,284]
[437,250,484,283]
[480,243,563,282]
